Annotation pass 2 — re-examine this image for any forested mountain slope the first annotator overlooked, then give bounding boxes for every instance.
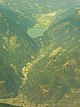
[0,5,39,100]
[0,1,80,107]
[22,6,80,107]
[0,5,39,73]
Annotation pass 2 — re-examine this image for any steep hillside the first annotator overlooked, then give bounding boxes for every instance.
[0,5,40,101]
[3,0,80,30]
[22,6,80,107]
[0,58,21,99]
[0,1,80,107]
[0,5,39,75]
[3,0,80,14]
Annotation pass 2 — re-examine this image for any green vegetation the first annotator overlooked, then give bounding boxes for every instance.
[0,59,21,98]
[0,0,80,107]
[22,6,80,107]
